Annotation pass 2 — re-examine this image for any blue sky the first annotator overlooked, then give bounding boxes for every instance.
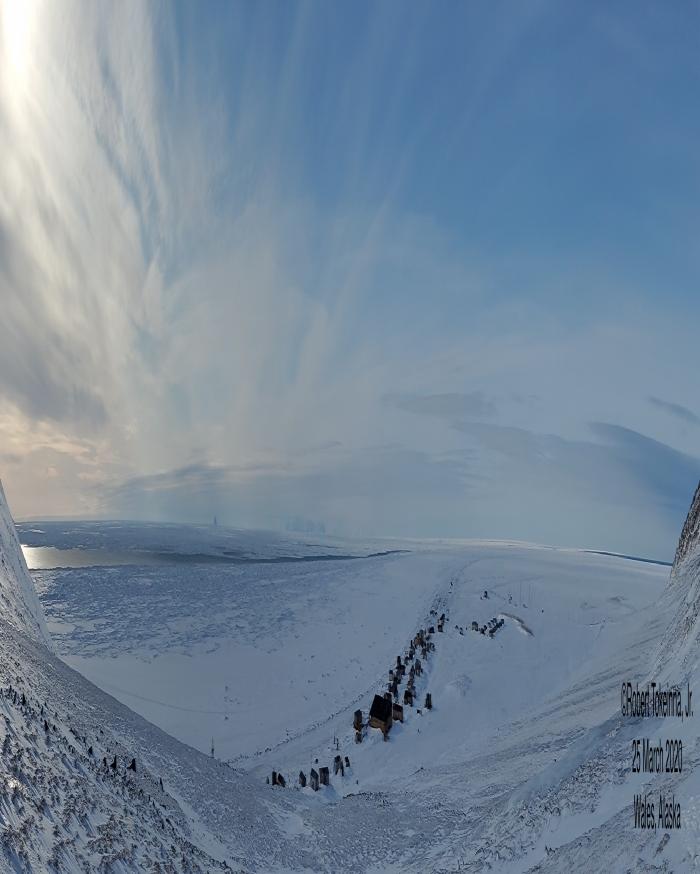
[0,0,698,558]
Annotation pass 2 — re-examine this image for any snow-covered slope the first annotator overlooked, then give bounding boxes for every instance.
[673,480,700,570]
[0,482,52,649]
[30,527,682,871]
[656,479,700,675]
[0,481,305,871]
[6,476,700,871]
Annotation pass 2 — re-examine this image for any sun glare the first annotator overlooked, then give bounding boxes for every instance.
[1,0,37,88]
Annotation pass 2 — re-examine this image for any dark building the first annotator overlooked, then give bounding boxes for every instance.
[369,693,393,734]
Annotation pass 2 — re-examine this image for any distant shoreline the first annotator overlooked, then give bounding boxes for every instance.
[22,544,410,571]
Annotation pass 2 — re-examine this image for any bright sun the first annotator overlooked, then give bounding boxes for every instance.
[1,0,37,87]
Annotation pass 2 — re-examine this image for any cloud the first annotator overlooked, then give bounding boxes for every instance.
[1,2,699,561]
[451,419,700,558]
[589,422,700,511]
[102,447,476,539]
[648,396,700,427]
[384,391,497,421]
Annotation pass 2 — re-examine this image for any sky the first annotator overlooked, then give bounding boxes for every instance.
[0,0,698,559]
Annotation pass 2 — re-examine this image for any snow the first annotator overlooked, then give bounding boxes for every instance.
[0,482,52,649]
[34,551,455,760]
[5,490,700,870]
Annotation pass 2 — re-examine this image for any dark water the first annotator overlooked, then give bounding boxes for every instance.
[21,545,407,571]
[22,546,177,569]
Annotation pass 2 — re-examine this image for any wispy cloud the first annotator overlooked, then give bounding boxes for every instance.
[451,418,700,558]
[1,1,698,558]
[648,396,700,427]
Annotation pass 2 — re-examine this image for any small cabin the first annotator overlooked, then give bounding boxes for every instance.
[319,766,330,786]
[310,768,319,791]
[403,688,414,706]
[299,771,306,787]
[353,709,363,731]
[392,702,404,723]
[369,693,393,733]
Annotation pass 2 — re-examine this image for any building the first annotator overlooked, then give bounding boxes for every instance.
[369,693,393,734]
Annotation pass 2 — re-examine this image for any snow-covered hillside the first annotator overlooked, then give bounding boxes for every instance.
[656,480,700,675]
[7,479,700,870]
[0,482,51,649]
[0,483,296,871]
[35,543,665,770]
[673,481,700,569]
